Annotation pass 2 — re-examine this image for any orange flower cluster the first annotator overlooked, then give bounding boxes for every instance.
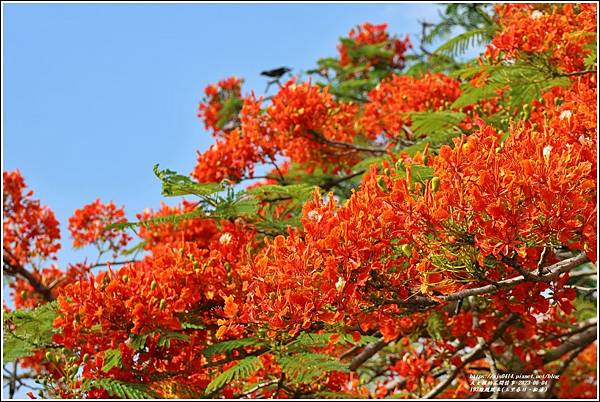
[3,7,598,399]
[136,200,218,250]
[339,22,412,71]
[194,79,362,181]
[193,95,277,182]
[3,171,61,266]
[197,76,243,134]
[54,216,256,394]
[68,199,131,257]
[360,73,462,139]
[487,3,597,73]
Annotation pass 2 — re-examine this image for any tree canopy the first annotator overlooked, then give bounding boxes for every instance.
[3,3,597,399]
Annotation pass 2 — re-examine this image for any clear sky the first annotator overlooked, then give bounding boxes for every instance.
[3,2,445,270]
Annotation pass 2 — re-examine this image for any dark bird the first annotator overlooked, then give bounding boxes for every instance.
[260,67,292,79]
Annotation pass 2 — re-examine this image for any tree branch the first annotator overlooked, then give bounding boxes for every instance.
[423,314,518,399]
[3,252,54,302]
[541,325,596,365]
[307,129,387,154]
[348,338,389,371]
[389,254,590,309]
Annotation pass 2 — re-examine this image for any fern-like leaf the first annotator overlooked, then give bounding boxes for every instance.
[203,337,264,358]
[153,164,224,198]
[278,352,349,384]
[410,111,465,136]
[83,378,159,399]
[434,28,490,57]
[102,348,123,372]
[3,302,57,363]
[205,356,263,394]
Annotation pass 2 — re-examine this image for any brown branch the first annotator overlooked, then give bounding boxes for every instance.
[389,254,589,309]
[541,325,596,365]
[545,343,589,398]
[235,379,279,398]
[307,129,387,154]
[321,170,365,191]
[3,252,54,302]
[348,338,390,371]
[88,259,140,269]
[423,314,518,399]
[557,69,597,77]
[545,317,597,342]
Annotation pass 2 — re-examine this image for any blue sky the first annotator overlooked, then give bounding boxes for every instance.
[3,2,446,269]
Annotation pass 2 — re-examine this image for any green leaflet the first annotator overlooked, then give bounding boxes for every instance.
[204,355,263,394]
[102,348,123,372]
[203,337,264,358]
[277,352,349,384]
[411,165,435,183]
[451,63,571,112]
[82,378,159,399]
[410,111,466,136]
[433,28,491,57]
[104,208,205,231]
[215,97,243,129]
[3,302,57,363]
[426,312,447,341]
[451,84,499,109]
[157,331,190,349]
[153,164,224,198]
[352,155,393,172]
[286,332,378,352]
[573,296,597,321]
[245,183,314,202]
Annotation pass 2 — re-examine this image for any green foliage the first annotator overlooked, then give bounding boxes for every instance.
[422,4,495,46]
[157,331,190,348]
[573,296,597,321]
[410,165,435,183]
[205,356,263,394]
[129,332,151,351]
[426,312,447,341]
[286,331,378,352]
[434,28,491,57]
[153,164,224,198]
[102,348,123,372]
[82,378,159,399]
[3,302,57,363]
[352,155,393,172]
[203,337,264,358]
[245,183,314,203]
[105,208,205,231]
[216,97,243,129]
[277,352,349,384]
[451,84,499,109]
[451,63,571,112]
[410,111,466,137]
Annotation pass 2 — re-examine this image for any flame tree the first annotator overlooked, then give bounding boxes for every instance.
[3,4,597,399]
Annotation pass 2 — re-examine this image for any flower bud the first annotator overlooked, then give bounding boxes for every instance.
[430,177,440,192]
[401,244,412,258]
